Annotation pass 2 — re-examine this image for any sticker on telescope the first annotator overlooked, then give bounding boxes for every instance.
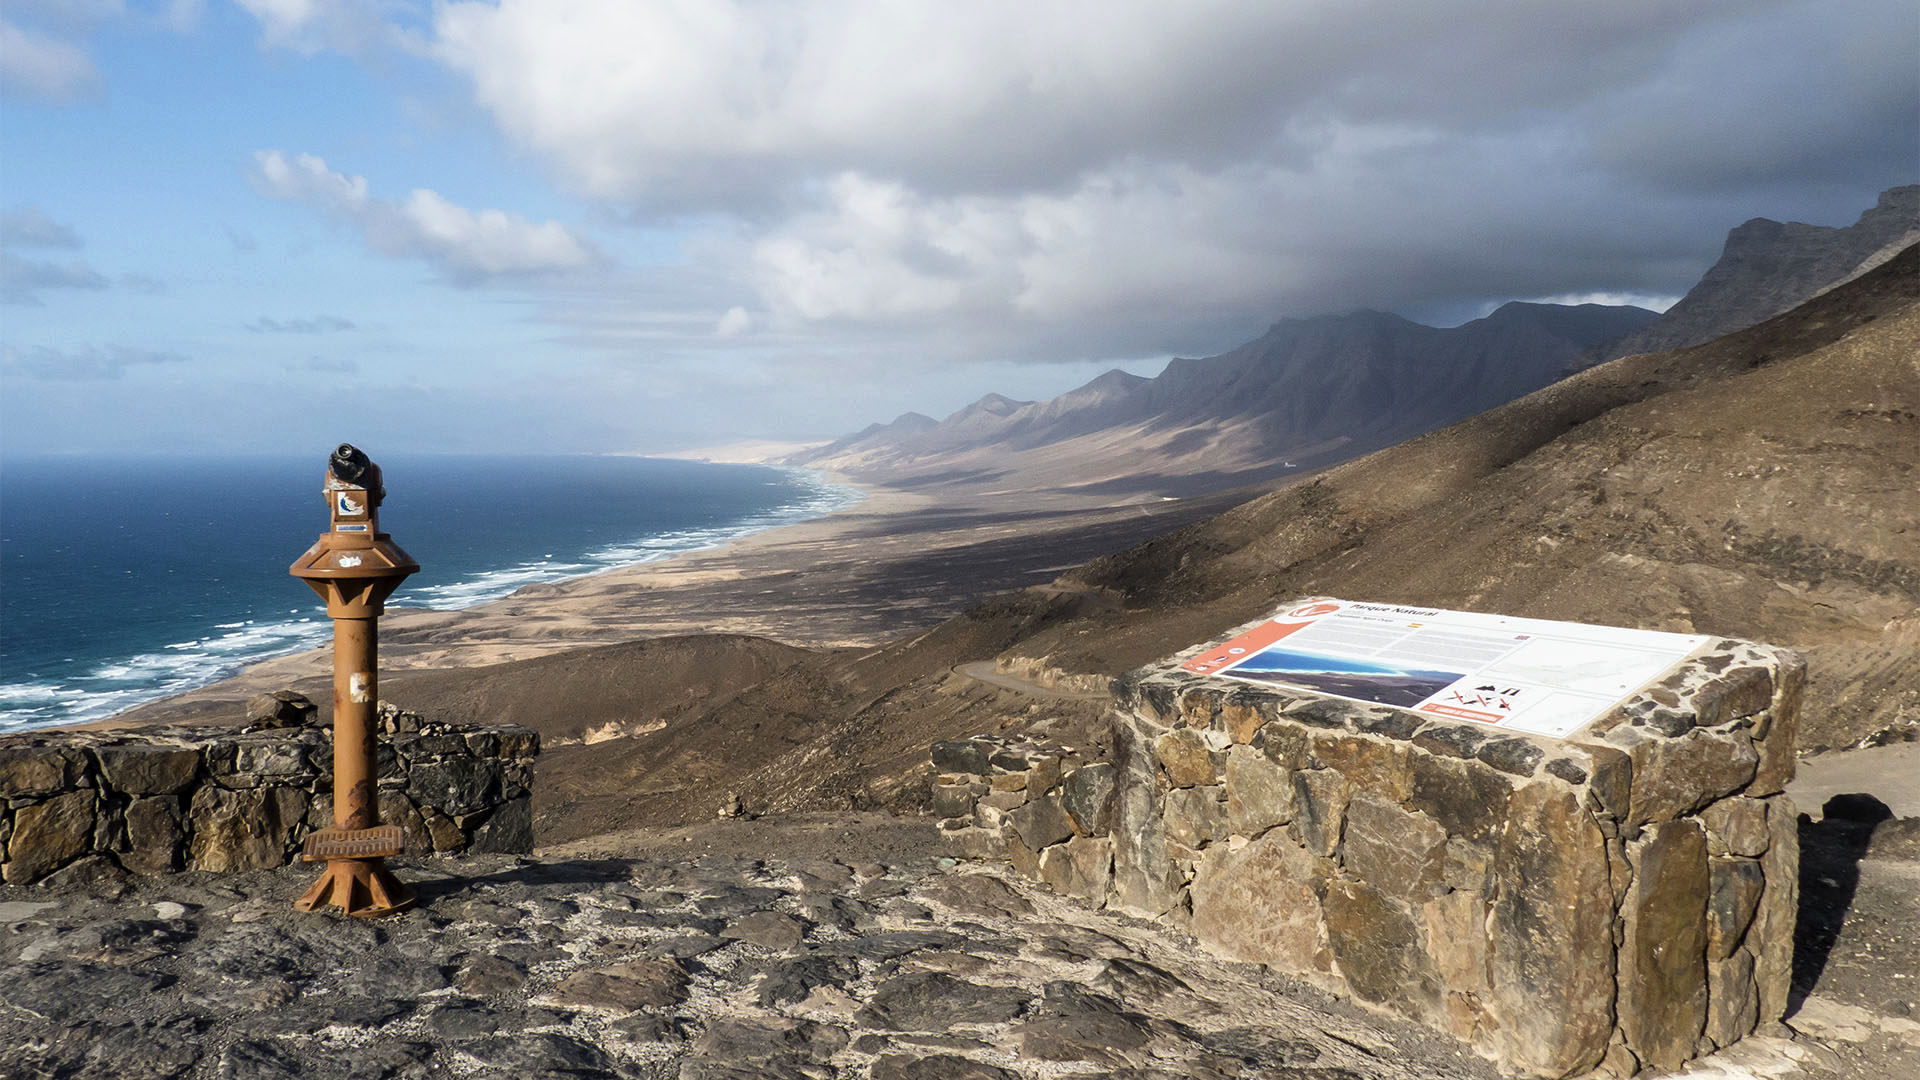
[335,524,369,532]
[335,491,366,517]
[349,673,372,703]
[336,553,363,568]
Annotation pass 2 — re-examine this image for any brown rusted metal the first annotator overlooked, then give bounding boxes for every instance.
[290,444,419,919]
[302,825,405,861]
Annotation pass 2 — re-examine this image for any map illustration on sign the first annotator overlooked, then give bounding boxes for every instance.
[1182,599,1708,739]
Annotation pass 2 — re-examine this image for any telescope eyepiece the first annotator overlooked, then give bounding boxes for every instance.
[328,443,386,506]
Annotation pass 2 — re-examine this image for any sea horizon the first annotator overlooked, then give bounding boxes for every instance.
[0,453,863,734]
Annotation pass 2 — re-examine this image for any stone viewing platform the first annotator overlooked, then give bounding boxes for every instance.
[934,601,1804,1078]
[0,815,1524,1080]
[0,695,538,887]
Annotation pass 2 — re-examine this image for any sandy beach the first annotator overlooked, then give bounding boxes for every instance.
[101,470,1245,731]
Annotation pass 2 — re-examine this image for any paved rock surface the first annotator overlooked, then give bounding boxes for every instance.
[3,847,1506,1080]
[6,808,1915,1080]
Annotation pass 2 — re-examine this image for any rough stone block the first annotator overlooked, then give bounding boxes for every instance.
[1626,729,1758,828]
[1038,835,1112,902]
[1060,763,1117,836]
[1410,723,1489,760]
[1323,877,1443,1023]
[470,796,534,853]
[1223,745,1292,837]
[421,805,466,853]
[1582,743,1633,822]
[1488,780,1614,1078]
[1153,728,1217,788]
[1704,950,1759,1049]
[408,758,504,818]
[1692,667,1773,728]
[1005,830,1042,879]
[0,747,84,799]
[937,826,1002,861]
[1407,754,1512,844]
[1342,792,1446,901]
[931,782,976,820]
[1749,795,1798,1024]
[379,790,433,856]
[1179,689,1217,728]
[1311,733,1413,801]
[1291,768,1349,857]
[1619,818,1709,1071]
[1706,857,1765,959]
[187,785,306,872]
[1474,736,1546,778]
[1747,656,1803,797]
[1190,831,1329,974]
[1422,889,1489,993]
[1026,755,1062,797]
[245,690,318,728]
[1222,697,1266,744]
[1254,721,1312,770]
[1701,797,1770,857]
[122,796,184,876]
[1109,731,1179,918]
[930,740,993,776]
[95,745,202,795]
[495,725,540,760]
[1006,795,1074,852]
[4,790,96,884]
[980,788,1028,812]
[1163,786,1225,849]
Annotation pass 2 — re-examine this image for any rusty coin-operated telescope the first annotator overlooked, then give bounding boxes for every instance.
[288,443,419,917]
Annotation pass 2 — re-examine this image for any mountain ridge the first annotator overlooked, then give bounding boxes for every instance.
[793,186,1915,497]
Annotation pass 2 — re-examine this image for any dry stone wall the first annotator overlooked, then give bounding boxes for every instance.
[933,622,1802,1080]
[0,699,538,887]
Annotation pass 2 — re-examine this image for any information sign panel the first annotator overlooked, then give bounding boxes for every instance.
[1182,598,1708,739]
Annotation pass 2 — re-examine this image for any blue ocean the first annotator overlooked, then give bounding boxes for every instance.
[0,455,859,733]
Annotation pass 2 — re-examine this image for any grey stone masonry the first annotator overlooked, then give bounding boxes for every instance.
[932,606,1802,1080]
[1,697,538,886]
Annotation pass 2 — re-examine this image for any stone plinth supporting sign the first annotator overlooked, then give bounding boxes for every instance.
[933,604,1801,1079]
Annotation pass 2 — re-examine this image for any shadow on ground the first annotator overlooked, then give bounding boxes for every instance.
[1789,793,1894,1015]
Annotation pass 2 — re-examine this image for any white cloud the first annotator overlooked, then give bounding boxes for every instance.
[247,314,357,333]
[714,306,752,337]
[251,150,600,282]
[233,0,398,55]
[0,205,82,248]
[0,251,109,304]
[0,17,101,100]
[0,343,186,381]
[416,0,1914,360]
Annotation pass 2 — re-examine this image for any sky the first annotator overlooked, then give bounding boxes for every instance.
[1,0,1914,456]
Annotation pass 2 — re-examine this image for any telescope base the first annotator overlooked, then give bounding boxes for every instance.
[294,857,415,918]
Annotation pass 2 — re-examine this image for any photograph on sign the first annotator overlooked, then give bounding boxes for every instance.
[1183,598,1707,739]
[1224,648,1463,707]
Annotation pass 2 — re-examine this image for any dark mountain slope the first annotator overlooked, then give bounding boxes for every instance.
[794,299,1657,495]
[1607,184,1917,358]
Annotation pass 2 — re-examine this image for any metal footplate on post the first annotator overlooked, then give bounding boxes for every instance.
[288,443,421,919]
[302,825,405,862]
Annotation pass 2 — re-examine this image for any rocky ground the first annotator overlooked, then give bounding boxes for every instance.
[5,808,1916,1080]
[3,814,1506,1080]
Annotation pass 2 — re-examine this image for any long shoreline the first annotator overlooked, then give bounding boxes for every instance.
[82,470,1237,733]
[27,464,878,734]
